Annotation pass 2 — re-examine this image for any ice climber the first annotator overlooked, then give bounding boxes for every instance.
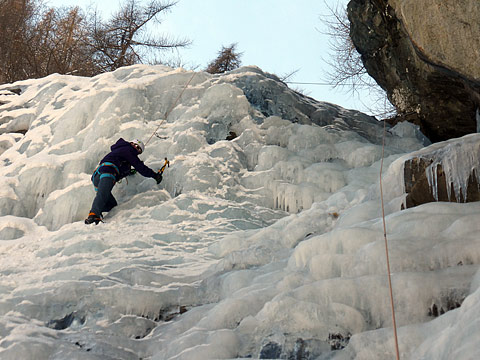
[85,138,163,224]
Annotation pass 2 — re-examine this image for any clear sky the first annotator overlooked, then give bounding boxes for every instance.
[47,0,380,115]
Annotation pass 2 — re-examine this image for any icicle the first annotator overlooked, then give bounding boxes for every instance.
[416,134,480,202]
[425,161,439,201]
[476,107,480,133]
[399,160,408,209]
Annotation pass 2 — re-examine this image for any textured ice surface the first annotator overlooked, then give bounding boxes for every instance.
[0,65,479,359]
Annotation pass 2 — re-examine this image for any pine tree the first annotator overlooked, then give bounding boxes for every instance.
[206,43,242,74]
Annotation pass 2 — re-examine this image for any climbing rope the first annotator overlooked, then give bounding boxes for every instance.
[379,118,401,360]
[145,71,196,146]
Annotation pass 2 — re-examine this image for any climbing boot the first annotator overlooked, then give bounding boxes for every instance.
[84,212,102,225]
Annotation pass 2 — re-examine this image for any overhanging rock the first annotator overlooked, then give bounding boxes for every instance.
[348,0,480,142]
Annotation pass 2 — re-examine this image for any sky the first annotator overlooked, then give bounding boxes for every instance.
[46,0,383,115]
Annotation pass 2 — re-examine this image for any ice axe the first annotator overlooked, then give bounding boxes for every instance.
[158,157,170,175]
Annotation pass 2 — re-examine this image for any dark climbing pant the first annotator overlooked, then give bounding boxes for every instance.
[90,173,117,217]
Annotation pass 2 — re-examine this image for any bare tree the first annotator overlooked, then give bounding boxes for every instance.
[50,7,92,75]
[277,69,309,96]
[87,0,190,72]
[206,43,243,74]
[17,5,96,78]
[320,1,395,118]
[0,0,190,84]
[278,69,300,83]
[321,2,367,90]
[149,50,200,70]
[0,0,38,83]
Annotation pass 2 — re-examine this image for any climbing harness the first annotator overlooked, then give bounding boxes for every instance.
[92,162,120,179]
[91,162,120,190]
[379,119,401,360]
[145,71,197,146]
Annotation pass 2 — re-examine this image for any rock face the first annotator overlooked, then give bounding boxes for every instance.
[404,158,480,209]
[348,0,480,142]
[402,134,480,208]
[229,67,386,145]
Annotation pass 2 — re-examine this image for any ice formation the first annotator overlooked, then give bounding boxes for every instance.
[0,65,479,359]
[413,134,480,202]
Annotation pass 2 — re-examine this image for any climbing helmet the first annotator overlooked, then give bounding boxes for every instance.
[131,139,145,154]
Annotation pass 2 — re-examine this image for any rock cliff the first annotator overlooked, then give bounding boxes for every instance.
[348,0,480,142]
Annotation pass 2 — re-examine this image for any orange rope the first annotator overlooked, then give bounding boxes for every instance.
[379,118,401,360]
[145,71,196,146]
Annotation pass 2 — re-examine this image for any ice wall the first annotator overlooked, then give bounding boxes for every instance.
[0,65,419,231]
[0,65,479,360]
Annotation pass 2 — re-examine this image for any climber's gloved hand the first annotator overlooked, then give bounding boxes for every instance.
[129,169,137,176]
[154,172,163,184]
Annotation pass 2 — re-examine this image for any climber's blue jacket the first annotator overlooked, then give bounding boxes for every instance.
[95,138,157,181]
